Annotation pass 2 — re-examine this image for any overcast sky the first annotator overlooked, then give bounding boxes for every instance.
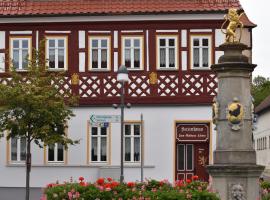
[240,0,270,78]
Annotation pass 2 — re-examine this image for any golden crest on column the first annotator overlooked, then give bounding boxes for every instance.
[227,98,244,130]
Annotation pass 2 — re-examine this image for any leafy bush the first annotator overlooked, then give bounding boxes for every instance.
[42,176,220,200]
[261,181,270,200]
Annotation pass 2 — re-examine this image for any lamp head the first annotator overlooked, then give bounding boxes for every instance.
[117,65,129,82]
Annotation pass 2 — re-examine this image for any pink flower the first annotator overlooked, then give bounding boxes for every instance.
[68,192,73,200]
[75,192,80,198]
[78,176,84,182]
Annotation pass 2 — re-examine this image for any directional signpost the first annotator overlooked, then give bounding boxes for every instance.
[89,115,121,127]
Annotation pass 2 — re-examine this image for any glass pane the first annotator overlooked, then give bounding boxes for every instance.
[202,39,208,46]
[160,39,165,47]
[177,145,184,170]
[160,48,166,68]
[58,49,64,69]
[100,137,107,161]
[193,48,199,67]
[203,48,209,67]
[125,138,131,161]
[49,50,55,68]
[92,40,98,48]
[101,49,107,69]
[48,144,55,161]
[49,40,55,48]
[186,145,193,170]
[13,40,19,48]
[22,50,28,69]
[125,124,131,135]
[169,48,175,68]
[134,49,140,68]
[169,39,175,46]
[92,49,98,68]
[11,137,18,161]
[57,143,64,161]
[134,138,140,161]
[91,137,97,161]
[91,127,98,135]
[193,39,199,46]
[134,39,140,47]
[101,40,107,48]
[134,125,140,135]
[20,137,26,161]
[22,40,28,48]
[13,50,19,69]
[101,127,107,135]
[125,39,131,47]
[58,40,64,48]
[124,49,131,68]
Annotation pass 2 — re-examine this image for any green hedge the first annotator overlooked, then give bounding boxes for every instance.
[42,177,220,200]
[261,181,270,200]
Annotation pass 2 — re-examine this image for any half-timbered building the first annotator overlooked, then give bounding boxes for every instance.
[0,0,255,191]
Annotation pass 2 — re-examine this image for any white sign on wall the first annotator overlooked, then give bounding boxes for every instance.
[89,115,121,127]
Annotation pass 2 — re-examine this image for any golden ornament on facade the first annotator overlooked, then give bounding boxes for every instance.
[71,73,79,85]
[212,97,219,126]
[149,72,158,85]
[221,8,244,43]
[227,98,244,130]
[198,156,207,167]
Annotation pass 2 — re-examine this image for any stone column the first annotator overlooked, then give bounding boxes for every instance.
[207,43,264,200]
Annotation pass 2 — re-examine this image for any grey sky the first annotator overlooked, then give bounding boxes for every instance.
[240,0,270,77]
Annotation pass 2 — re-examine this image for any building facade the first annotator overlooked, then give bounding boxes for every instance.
[0,0,255,189]
[254,95,270,178]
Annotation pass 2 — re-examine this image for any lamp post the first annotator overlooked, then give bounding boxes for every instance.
[117,65,129,184]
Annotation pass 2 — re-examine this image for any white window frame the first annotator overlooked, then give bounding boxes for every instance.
[45,36,68,70]
[190,35,212,69]
[47,143,65,163]
[157,35,178,70]
[89,36,111,71]
[124,123,141,163]
[121,36,144,70]
[90,126,109,163]
[10,37,32,71]
[10,137,26,163]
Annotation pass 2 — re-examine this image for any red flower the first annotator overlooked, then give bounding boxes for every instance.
[96,178,105,185]
[104,183,111,189]
[79,176,84,182]
[111,181,120,188]
[107,177,113,182]
[127,182,135,188]
[159,181,164,186]
[46,183,53,188]
[192,175,199,181]
[186,179,191,184]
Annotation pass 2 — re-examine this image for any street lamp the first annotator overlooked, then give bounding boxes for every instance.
[117,65,129,184]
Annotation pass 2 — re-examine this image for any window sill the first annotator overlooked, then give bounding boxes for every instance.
[47,68,67,72]
[6,164,155,168]
[157,68,178,71]
[127,68,144,71]
[190,68,211,71]
[88,69,111,72]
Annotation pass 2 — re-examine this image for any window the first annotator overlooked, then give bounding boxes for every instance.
[157,36,178,69]
[10,137,26,162]
[191,35,212,69]
[90,127,108,163]
[89,36,111,70]
[124,123,141,162]
[46,37,68,70]
[10,37,31,70]
[122,36,143,69]
[47,143,64,163]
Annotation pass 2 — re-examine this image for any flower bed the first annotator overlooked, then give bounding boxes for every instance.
[261,180,270,200]
[43,176,220,200]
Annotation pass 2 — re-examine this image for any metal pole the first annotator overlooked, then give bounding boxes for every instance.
[140,113,144,182]
[120,81,124,184]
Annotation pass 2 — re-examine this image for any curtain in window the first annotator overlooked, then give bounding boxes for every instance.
[193,48,199,67]
[57,143,64,161]
[134,138,140,161]
[13,50,19,69]
[125,49,131,68]
[125,138,131,161]
[49,50,55,69]
[203,48,209,67]
[101,49,107,69]
[20,138,26,161]
[11,137,17,161]
[134,49,140,68]
[169,48,175,68]
[160,48,166,67]
[48,144,55,161]
[91,138,98,161]
[100,137,107,161]
[58,49,64,69]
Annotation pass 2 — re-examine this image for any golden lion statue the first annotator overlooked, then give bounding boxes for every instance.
[221,8,244,43]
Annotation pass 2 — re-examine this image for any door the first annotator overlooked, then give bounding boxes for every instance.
[176,143,209,181]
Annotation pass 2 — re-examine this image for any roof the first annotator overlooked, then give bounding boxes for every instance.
[255,95,270,114]
[0,0,242,17]
[240,13,257,28]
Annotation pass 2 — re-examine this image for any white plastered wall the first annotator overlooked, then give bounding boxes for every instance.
[0,105,215,187]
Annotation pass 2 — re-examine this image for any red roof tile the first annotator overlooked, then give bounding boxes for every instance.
[0,0,242,17]
[255,95,270,114]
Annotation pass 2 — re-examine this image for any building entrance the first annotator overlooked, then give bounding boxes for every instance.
[175,122,210,182]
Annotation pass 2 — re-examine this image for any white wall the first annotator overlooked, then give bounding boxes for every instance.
[0,105,214,187]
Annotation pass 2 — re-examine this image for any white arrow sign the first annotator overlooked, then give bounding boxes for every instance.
[90,115,121,124]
